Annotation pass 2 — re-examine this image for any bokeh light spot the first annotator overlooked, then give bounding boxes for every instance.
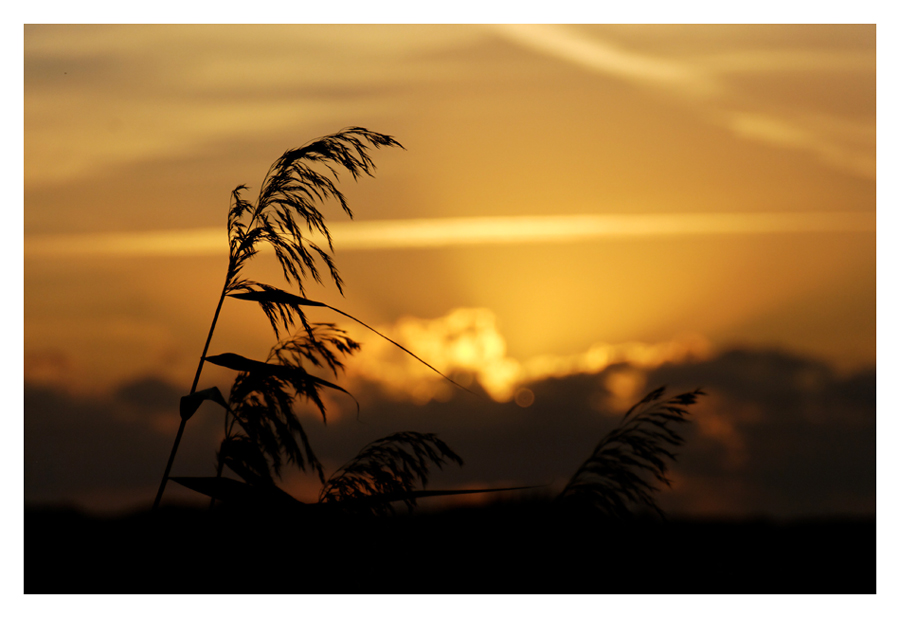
[514,387,535,408]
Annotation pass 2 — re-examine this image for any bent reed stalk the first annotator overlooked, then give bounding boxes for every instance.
[152,127,403,511]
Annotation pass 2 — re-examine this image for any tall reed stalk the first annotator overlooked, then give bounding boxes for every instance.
[152,127,404,510]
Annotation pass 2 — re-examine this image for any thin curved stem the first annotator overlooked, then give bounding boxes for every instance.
[151,417,187,511]
[152,276,229,511]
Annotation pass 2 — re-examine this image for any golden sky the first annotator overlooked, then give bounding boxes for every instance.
[25,24,875,391]
[22,24,879,517]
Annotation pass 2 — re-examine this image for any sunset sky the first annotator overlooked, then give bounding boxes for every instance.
[23,23,880,519]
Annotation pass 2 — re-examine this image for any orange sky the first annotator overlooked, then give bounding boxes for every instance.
[22,24,880,519]
[25,24,875,393]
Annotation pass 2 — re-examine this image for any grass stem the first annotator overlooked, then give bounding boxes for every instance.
[152,278,229,510]
[152,417,187,510]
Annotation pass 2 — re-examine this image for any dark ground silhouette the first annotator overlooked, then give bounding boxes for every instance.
[25,502,874,594]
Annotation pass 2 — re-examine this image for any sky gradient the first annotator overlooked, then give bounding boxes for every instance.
[24,24,876,518]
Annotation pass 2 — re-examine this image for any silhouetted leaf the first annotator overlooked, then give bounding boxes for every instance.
[179,386,229,421]
[204,352,280,374]
[204,351,357,409]
[228,285,476,396]
[228,289,327,308]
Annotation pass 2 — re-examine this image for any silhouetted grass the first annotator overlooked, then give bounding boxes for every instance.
[557,387,703,518]
[153,127,701,533]
[153,128,478,515]
[319,432,464,514]
[152,128,402,507]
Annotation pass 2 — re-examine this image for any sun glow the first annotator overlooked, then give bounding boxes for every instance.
[346,307,711,404]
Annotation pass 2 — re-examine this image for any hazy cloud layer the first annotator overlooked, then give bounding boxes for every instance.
[25,346,874,519]
[491,24,875,179]
[24,378,222,509]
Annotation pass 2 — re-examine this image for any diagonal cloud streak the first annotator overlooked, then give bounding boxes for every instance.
[490,25,875,180]
[490,24,718,97]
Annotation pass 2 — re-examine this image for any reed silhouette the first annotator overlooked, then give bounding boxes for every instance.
[152,127,483,514]
[557,386,703,518]
[153,126,701,522]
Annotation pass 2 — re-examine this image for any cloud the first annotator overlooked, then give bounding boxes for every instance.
[490,24,718,98]
[114,375,185,410]
[341,310,874,518]
[723,111,876,180]
[25,310,875,519]
[342,307,711,403]
[24,25,485,187]
[490,25,875,180]
[304,344,876,518]
[697,49,875,74]
[644,350,875,517]
[24,377,223,511]
[25,212,875,258]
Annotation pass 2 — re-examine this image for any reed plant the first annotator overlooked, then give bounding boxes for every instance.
[154,126,702,520]
[152,127,449,509]
[556,386,704,518]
